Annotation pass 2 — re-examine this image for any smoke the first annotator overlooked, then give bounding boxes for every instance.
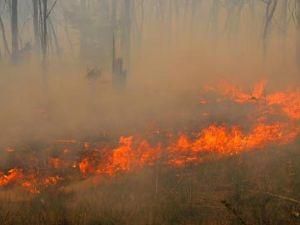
[0,0,299,147]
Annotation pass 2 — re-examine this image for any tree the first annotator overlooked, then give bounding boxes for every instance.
[0,13,10,57]
[41,0,48,63]
[32,0,40,51]
[11,0,19,62]
[296,0,300,66]
[262,0,279,55]
[123,0,132,73]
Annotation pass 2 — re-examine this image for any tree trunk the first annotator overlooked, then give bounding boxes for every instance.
[296,0,300,67]
[32,0,40,50]
[123,0,131,74]
[190,0,201,33]
[49,18,60,56]
[11,0,19,62]
[279,0,288,64]
[210,0,220,35]
[41,0,48,63]
[0,14,10,56]
[262,0,278,55]
[281,0,288,36]
[111,0,117,30]
[80,0,87,58]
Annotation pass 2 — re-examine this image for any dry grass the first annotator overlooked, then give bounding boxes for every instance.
[0,141,299,225]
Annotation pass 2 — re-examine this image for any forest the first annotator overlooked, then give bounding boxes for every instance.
[0,0,299,225]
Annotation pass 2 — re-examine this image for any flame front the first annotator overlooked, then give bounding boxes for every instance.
[0,80,299,194]
[210,80,300,120]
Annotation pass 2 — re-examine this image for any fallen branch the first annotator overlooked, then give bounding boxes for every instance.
[221,200,248,225]
[264,192,300,204]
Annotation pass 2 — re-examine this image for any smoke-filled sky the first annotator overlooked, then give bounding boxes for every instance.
[0,0,299,146]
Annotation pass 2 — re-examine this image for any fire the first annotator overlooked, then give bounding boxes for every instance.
[168,122,298,167]
[22,181,40,194]
[20,175,62,194]
[79,158,95,176]
[107,136,135,174]
[207,80,300,120]
[5,147,15,153]
[82,137,161,176]
[0,169,23,186]
[210,80,266,103]
[0,80,299,194]
[49,157,64,169]
[266,91,300,120]
[77,122,298,176]
[0,168,63,194]
[43,176,62,187]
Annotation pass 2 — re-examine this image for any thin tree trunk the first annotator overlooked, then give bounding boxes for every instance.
[49,18,60,56]
[41,0,48,63]
[0,14,10,55]
[123,0,131,74]
[262,0,278,55]
[80,0,87,58]
[190,0,201,34]
[296,0,300,68]
[279,0,288,64]
[111,0,117,30]
[281,0,288,36]
[32,0,40,51]
[209,0,220,35]
[11,0,19,62]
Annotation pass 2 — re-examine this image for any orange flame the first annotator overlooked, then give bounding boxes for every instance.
[77,122,299,176]
[0,80,299,194]
[0,169,23,186]
[207,80,300,120]
[266,91,300,120]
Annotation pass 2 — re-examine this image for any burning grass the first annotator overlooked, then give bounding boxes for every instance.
[0,80,299,192]
[0,143,299,225]
[0,80,299,224]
